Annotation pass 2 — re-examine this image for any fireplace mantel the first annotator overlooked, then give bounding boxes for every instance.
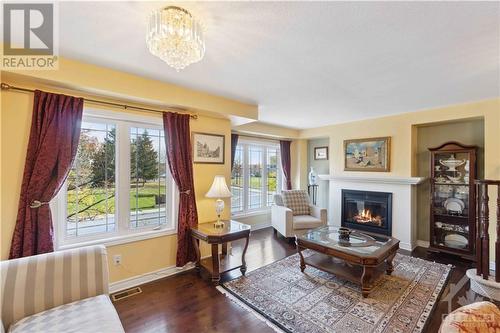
[318,174,427,185]
[320,174,426,251]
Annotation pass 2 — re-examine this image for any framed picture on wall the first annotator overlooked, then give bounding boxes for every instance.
[192,132,225,164]
[314,146,329,160]
[344,136,391,172]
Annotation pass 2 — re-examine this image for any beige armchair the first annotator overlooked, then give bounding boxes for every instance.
[0,245,124,333]
[272,191,327,238]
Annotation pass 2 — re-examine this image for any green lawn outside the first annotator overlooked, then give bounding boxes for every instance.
[231,176,277,190]
[67,182,166,219]
[69,175,277,221]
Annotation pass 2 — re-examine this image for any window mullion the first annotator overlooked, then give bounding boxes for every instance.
[262,147,267,209]
[243,144,249,212]
[116,121,130,234]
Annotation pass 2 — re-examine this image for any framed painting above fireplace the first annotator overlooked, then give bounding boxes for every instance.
[344,136,391,172]
[341,189,393,236]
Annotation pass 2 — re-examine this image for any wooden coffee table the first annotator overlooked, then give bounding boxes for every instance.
[296,226,399,298]
[191,220,251,285]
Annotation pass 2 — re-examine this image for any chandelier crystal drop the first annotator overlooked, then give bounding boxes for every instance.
[146,6,205,71]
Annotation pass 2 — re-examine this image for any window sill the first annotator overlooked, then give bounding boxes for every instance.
[57,227,177,251]
[231,209,271,219]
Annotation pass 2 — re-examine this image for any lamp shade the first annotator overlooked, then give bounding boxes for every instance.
[205,175,232,198]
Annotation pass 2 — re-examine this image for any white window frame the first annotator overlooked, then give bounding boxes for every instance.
[231,138,282,217]
[53,108,178,250]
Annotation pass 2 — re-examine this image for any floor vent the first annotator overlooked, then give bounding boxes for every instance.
[111,287,142,302]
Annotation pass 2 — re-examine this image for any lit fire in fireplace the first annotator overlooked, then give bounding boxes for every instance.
[353,209,383,226]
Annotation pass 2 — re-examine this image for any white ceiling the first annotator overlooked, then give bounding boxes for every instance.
[58,1,499,129]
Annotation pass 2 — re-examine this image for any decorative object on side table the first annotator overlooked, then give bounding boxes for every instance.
[192,132,225,164]
[205,175,232,228]
[191,220,250,285]
[344,136,390,172]
[314,146,328,160]
[428,141,477,260]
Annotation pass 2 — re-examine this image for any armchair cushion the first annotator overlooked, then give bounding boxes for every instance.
[281,190,310,215]
[292,215,325,230]
[8,295,124,333]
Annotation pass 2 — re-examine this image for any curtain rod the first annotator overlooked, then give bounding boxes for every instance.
[0,82,198,119]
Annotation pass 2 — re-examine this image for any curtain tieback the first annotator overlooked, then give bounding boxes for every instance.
[180,189,191,195]
[29,200,49,208]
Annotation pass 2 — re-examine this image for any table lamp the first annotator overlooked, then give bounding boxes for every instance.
[205,175,232,228]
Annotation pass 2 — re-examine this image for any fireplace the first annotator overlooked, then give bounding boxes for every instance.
[341,189,392,236]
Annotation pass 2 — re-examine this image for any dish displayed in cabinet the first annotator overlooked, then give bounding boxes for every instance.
[439,154,466,171]
[446,173,463,183]
[443,198,465,214]
[434,222,469,233]
[444,234,468,249]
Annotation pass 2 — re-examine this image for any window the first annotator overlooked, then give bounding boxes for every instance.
[231,145,244,213]
[129,127,168,229]
[231,140,282,215]
[66,121,117,237]
[55,109,176,247]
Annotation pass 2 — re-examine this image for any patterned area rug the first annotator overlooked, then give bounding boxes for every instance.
[221,251,451,333]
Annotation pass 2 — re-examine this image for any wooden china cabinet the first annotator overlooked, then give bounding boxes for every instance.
[428,142,477,261]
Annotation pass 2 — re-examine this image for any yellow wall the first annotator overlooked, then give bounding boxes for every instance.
[291,139,309,190]
[1,60,245,283]
[300,99,500,258]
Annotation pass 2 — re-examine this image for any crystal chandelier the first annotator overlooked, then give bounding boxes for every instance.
[146,6,205,71]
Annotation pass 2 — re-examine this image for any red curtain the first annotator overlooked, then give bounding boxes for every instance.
[162,112,198,267]
[280,140,292,190]
[10,90,83,259]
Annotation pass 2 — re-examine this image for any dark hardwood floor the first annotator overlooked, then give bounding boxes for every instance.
[113,227,486,333]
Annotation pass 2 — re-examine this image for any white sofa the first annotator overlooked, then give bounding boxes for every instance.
[0,245,124,333]
[271,192,327,238]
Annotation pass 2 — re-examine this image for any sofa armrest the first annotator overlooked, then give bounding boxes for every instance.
[272,205,293,237]
[310,205,327,225]
[1,245,109,330]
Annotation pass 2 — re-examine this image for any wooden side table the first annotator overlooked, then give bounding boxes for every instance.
[191,220,251,285]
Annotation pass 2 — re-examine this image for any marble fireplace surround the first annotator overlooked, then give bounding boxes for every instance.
[319,174,426,251]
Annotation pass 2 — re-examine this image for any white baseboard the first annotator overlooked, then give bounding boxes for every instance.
[399,242,413,252]
[109,263,195,293]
